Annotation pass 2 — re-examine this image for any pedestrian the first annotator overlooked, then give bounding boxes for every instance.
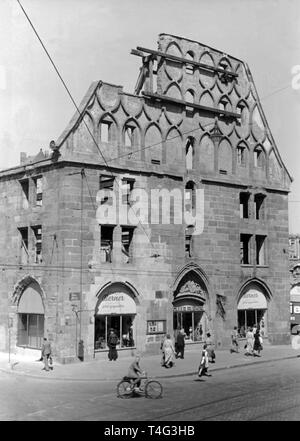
[205,332,216,363]
[253,328,263,357]
[162,334,176,368]
[245,327,254,356]
[198,344,211,377]
[252,323,257,335]
[41,337,52,372]
[176,328,185,359]
[174,325,180,357]
[230,326,239,353]
[160,334,166,366]
[107,329,118,361]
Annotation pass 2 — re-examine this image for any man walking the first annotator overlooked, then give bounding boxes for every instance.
[176,328,185,359]
[107,329,118,361]
[41,337,52,371]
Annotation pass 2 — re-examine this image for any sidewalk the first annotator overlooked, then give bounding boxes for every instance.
[0,344,298,382]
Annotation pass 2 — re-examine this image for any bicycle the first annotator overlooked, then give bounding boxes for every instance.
[117,372,163,399]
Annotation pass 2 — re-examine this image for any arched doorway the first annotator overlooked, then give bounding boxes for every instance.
[173,270,209,343]
[16,281,45,349]
[94,283,138,351]
[237,281,271,338]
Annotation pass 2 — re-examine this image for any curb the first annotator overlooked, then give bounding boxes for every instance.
[0,354,297,382]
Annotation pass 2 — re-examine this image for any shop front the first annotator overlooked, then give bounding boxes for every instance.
[237,285,268,337]
[173,279,208,343]
[290,284,300,334]
[94,283,137,351]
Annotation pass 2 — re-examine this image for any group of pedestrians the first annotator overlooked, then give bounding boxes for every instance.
[244,325,263,356]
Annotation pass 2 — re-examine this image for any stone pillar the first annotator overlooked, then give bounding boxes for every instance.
[112,225,122,264]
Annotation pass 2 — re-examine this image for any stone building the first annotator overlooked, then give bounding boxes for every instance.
[289,235,300,333]
[0,34,292,362]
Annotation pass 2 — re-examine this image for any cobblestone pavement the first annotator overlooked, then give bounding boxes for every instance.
[0,357,300,421]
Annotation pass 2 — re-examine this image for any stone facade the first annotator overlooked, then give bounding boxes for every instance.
[0,34,292,362]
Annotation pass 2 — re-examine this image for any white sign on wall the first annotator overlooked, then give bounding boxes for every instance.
[238,289,267,310]
[96,292,136,315]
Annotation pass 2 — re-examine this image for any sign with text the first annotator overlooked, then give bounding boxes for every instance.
[69,292,80,302]
[96,292,136,315]
[238,289,267,310]
[147,320,166,334]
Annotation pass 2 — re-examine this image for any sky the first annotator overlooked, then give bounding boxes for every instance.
[0,0,300,232]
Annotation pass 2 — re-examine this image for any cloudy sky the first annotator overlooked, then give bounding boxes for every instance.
[0,0,300,232]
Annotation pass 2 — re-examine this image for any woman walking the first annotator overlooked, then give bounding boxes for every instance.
[198,344,211,377]
[245,327,254,356]
[162,334,176,368]
[253,328,263,357]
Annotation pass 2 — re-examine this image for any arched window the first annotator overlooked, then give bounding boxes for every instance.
[185,225,195,257]
[17,282,44,349]
[99,115,117,143]
[186,137,194,170]
[123,121,140,150]
[185,90,194,104]
[254,146,265,168]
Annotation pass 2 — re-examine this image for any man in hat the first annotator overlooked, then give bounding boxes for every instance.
[107,329,118,361]
[41,337,52,371]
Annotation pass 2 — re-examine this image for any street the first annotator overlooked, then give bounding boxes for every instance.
[0,358,300,421]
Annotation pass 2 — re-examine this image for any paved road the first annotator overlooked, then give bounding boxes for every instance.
[0,358,300,421]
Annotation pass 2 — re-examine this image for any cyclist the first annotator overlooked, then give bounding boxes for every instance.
[127,355,144,391]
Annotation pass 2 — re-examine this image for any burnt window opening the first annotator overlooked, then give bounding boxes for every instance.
[185,181,196,212]
[240,234,251,264]
[124,125,136,148]
[99,175,115,205]
[254,194,265,220]
[100,225,114,263]
[237,146,246,166]
[256,235,266,265]
[185,225,194,257]
[100,121,111,143]
[121,227,135,263]
[121,178,135,205]
[185,52,194,74]
[32,226,42,264]
[185,137,194,170]
[240,192,250,219]
[33,176,43,206]
[20,179,29,209]
[19,227,29,264]
[254,147,264,168]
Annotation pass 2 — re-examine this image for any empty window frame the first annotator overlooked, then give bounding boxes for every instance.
[219,100,228,111]
[185,181,196,211]
[19,227,29,264]
[124,125,135,148]
[100,225,114,263]
[254,194,265,220]
[254,147,264,168]
[237,146,246,166]
[121,178,134,205]
[99,175,115,204]
[240,234,251,264]
[32,226,42,263]
[33,176,43,206]
[100,121,111,143]
[240,192,250,219]
[121,227,135,263]
[185,225,194,257]
[256,235,266,265]
[185,52,194,74]
[20,179,29,209]
[185,138,194,170]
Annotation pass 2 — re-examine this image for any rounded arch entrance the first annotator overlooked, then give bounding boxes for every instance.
[237,279,272,338]
[94,282,139,351]
[13,276,45,349]
[173,265,210,343]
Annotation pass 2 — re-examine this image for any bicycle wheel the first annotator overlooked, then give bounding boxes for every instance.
[117,380,133,398]
[145,380,163,399]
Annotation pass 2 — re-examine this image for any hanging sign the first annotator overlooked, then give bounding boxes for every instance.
[96,292,136,315]
[238,289,267,310]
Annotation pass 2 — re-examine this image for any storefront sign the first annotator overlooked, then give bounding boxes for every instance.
[173,305,204,312]
[96,292,136,315]
[147,320,166,334]
[238,289,267,310]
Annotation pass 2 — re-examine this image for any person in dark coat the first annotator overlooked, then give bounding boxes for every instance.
[41,337,52,371]
[253,329,263,357]
[176,329,185,359]
[107,329,118,361]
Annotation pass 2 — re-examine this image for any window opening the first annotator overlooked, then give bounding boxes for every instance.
[254,194,265,220]
[237,146,246,166]
[254,147,264,168]
[20,179,29,209]
[100,121,111,143]
[185,225,194,257]
[256,235,266,265]
[185,138,194,170]
[33,177,43,206]
[121,227,134,263]
[32,226,42,263]
[19,227,29,264]
[121,179,134,205]
[124,125,135,148]
[100,225,114,263]
[240,234,251,264]
[99,175,115,204]
[17,313,44,349]
[239,192,249,219]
